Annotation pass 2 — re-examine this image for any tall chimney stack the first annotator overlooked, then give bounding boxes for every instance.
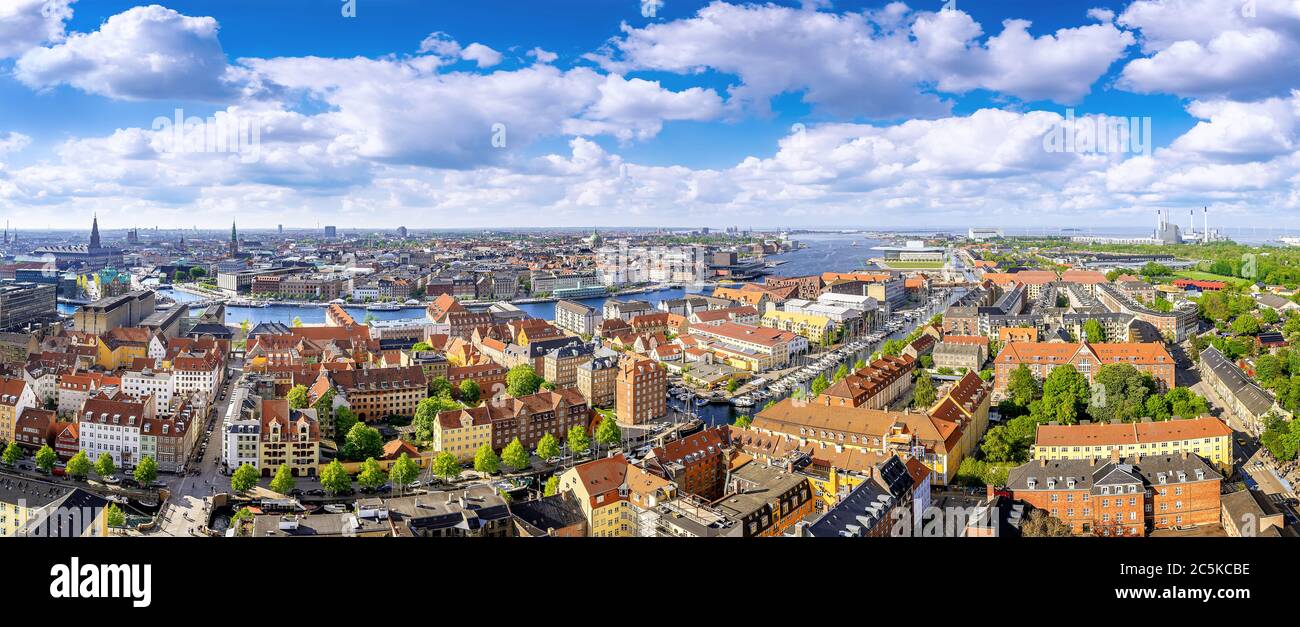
[1203,206,1209,244]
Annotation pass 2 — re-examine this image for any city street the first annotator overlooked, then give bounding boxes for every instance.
[1185,356,1300,527]
[151,362,244,535]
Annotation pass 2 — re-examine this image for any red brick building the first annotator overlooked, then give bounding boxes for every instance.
[1005,452,1221,536]
[645,427,728,501]
[615,355,666,425]
[994,341,1176,395]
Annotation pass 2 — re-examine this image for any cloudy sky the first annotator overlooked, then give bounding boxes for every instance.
[0,0,1297,230]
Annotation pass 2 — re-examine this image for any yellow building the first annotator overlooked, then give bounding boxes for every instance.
[558,454,644,537]
[433,407,494,462]
[0,482,110,537]
[258,399,321,478]
[1031,416,1233,473]
[95,328,152,370]
[760,310,833,345]
[0,378,35,443]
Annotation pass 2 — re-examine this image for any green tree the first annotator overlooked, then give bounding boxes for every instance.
[810,374,829,396]
[429,376,453,400]
[1037,364,1091,425]
[411,341,433,352]
[506,364,544,397]
[34,445,57,472]
[286,384,310,409]
[501,437,530,470]
[1260,415,1300,461]
[66,450,91,480]
[106,503,126,528]
[1089,363,1155,423]
[543,475,559,497]
[269,463,296,494]
[230,507,254,536]
[733,414,753,429]
[94,452,117,478]
[595,416,621,451]
[1,442,21,465]
[833,364,850,381]
[1006,364,1039,410]
[413,396,459,441]
[333,406,358,437]
[1082,319,1106,343]
[231,463,259,493]
[1144,394,1172,421]
[389,453,419,492]
[432,451,462,480]
[536,432,561,460]
[291,316,303,327]
[320,460,353,495]
[132,455,158,484]
[567,424,590,456]
[357,458,388,489]
[458,379,481,405]
[341,422,384,461]
[912,374,937,409]
[1231,313,1261,336]
[474,443,501,474]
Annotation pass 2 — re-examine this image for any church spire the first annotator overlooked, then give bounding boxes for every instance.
[230,220,239,255]
[90,214,101,249]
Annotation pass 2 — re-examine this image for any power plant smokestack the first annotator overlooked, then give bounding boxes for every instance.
[1203,206,1209,244]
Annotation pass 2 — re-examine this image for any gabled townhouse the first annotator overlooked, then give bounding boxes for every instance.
[258,398,320,478]
[0,377,36,443]
[57,372,121,417]
[14,407,57,451]
[172,349,224,405]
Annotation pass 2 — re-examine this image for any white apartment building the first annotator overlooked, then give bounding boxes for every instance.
[121,368,174,410]
[79,392,156,469]
[352,285,380,301]
[555,300,599,336]
[22,365,58,406]
[172,351,222,405]
[221,386,261,473]
[148,334,168,364]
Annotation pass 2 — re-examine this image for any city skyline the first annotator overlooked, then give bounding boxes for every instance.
[1,0,1298,230]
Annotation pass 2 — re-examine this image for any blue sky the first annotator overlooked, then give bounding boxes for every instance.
[0,0,1297,230]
